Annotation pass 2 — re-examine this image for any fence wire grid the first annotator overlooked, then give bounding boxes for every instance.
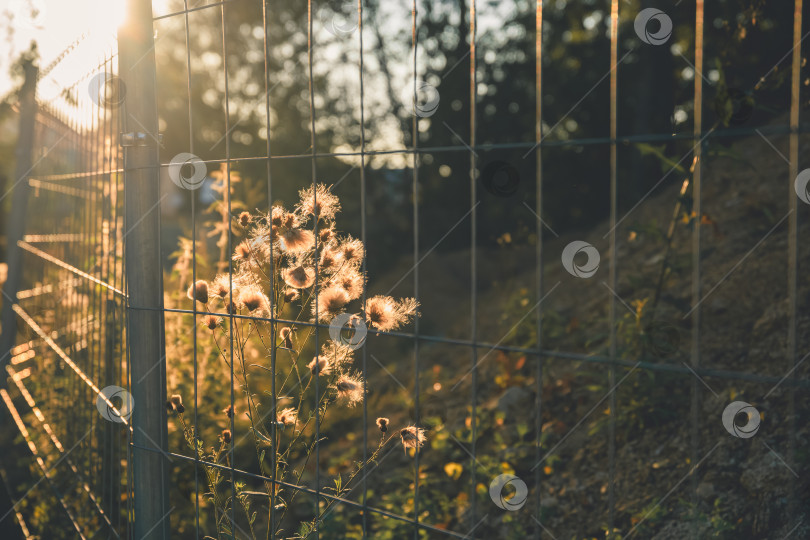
[0,0,809,539]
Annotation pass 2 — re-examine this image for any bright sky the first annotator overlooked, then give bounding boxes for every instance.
[1,0,520,164]
[0,0,169,99]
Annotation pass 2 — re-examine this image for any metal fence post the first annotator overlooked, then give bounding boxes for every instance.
[118,0,171,538]
[102,298,120,527]
[0,59,37,377]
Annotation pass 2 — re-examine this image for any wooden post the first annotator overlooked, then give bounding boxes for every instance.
[0,59,38,377]
[118,0,170,537]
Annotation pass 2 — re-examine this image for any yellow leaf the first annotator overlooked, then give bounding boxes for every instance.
[500,462,515,475]
[444,462,463,480]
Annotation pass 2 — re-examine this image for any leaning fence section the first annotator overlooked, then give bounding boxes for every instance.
[0,46,129,539]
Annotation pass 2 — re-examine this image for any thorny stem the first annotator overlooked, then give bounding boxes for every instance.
[173,192,418,539]
[305,434,396,532]
[178,413,229,539]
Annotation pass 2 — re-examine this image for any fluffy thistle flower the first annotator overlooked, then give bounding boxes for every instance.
[170,394,185,414]
[277,407,298,426]
[319,341,354,371]
[239,211,252,227]
[221,429,232,444]
[339,237,365,266]
[335,374,364,407]
[400,426,427,453]
[312,287,350,322]
[211,275,230,298]
[298,184,340,221]
[223,405,234,418]
[282,265,316,289]
[335,268,363,300]
[280,228,315,253]
[283,288,300,303]
[279,327,294,349]
[376,417,389,433]
[233,241,253,263]
[203,314,220,331]
[365,296,419,332]
[307,356,332,376]
[319,226,334,244]
[187,280,209,304]
[271,206,287,227]
[238,285,270,315]
[319,247,343,274]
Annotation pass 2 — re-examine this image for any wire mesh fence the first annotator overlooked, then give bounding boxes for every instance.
[0,0,809,539]
[0,44,128,538]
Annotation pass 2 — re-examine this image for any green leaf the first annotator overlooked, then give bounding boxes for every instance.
[254,430,273,444]
[298,522,313,538]
[334,473,342,493]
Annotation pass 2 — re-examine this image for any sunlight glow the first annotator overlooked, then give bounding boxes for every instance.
[1,0,169,98]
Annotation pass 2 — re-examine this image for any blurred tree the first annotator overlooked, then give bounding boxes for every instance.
[153,0,799,268]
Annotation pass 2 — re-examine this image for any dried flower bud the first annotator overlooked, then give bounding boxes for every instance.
[277,408,297,426]
[280,327,294,349]
[233,242,252,262]
[223,405,234,418]
[170,394,183,407]
[175,403,185,414]
[222,429,232,444]
[239,288,268,313]
[284,289,299,303]
[271,207,284,227]
[212,277,229,298]
[376,417,389,433]
[203,315,220,331]
[307,356,331,376]
[187,280,209,304]
[239,212,252,227]
[400,425,427,453]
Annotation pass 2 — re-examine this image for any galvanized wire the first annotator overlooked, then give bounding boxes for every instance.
[0,46,127,538]
[0,1,806,539]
